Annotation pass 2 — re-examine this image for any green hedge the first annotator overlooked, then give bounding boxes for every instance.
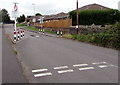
[69,9,120,25]
[71,22,120,50]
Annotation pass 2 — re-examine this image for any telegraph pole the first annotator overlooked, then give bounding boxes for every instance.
[76,0,79,34]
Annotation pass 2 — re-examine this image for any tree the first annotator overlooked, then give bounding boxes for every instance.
[0,9,2,22]
[17,14,25,23]
[35,13,42,16]
[1,9,11,23]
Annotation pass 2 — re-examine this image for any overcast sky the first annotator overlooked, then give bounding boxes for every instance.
[0,0,120,18]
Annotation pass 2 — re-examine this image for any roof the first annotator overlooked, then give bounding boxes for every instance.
[78,3,111,10]
[43,12,69,20]
[26,16,40,20]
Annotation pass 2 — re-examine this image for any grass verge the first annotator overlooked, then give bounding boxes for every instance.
[17,24,26,26]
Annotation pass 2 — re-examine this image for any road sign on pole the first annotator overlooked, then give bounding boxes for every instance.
[40,16,43,24]
[12,3,19,32]
[14,4,18,11]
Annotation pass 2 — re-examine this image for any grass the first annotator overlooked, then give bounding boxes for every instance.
[63,34,73,39]
[45,30,56,34]
[25,26,39,31]
[16,24,26,26]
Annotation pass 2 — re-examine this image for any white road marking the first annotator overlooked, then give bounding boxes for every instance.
[79,67,94,71]
[34,72,52,77]
[99,65,117,68]
[53,66,68,70]
[99,65,108,68]
[58,69,74,74]
[92,62,107,65]
[73,64,88,67]
[32,69,48,73]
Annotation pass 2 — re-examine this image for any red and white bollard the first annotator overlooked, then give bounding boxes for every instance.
[14,30,17,43]
[23,31,25,38]
[17,30,20,41]
[21,31,23,39]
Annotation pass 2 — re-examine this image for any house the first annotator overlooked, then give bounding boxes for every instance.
[78,3,111,10]
[25,16,40,22]
[43,12,69,22]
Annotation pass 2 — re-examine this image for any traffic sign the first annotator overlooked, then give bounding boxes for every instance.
[11,11,19,18]
[14,4,18,11]
[40,16,44,24]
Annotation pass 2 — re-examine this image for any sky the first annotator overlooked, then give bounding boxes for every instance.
[0,0,120,18]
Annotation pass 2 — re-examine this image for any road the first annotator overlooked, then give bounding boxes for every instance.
[5,24,118,83]
[2,24,27,83]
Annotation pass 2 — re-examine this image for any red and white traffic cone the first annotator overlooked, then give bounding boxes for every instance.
[21,31,23,39]
[14,31,17,43]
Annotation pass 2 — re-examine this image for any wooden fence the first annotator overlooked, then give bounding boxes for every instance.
[35,19,72,28]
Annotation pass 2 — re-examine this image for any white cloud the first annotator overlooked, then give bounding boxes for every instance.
[0,0,120,18]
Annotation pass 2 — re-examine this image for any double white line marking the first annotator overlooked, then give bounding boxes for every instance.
[32,68,52,78]
[73,63,94,71]
[53,66,68,70]
[54,66,74,74]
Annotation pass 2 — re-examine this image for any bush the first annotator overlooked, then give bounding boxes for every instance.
[70,22,120,50]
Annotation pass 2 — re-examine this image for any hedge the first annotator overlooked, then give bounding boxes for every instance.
[69,9,120,25]
[71,22,120,50]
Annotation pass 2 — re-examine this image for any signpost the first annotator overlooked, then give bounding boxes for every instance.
[39,16,44,33]
[12,3,19,43]
[12,3,19,31]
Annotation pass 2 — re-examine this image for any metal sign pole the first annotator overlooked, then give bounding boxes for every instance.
[14,17,17,31]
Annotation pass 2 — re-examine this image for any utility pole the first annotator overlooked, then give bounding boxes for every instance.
[76,0,79,34]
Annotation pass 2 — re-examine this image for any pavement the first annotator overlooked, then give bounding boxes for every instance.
[2,24,27,83]
[0,24,2,84]
[4,24,119,83]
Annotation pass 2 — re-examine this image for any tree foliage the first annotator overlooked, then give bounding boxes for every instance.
[35,13,42,16]
[1,9,11,23]
[17,14,25,23]
[69,9,120,25]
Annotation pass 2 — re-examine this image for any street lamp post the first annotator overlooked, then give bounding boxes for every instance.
[32,3,35,26]
[32,3,35,15]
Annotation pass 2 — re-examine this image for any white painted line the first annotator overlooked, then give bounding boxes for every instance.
[58,69,74,74]
[54,66,68,70]
[92,62,107,65]
[73,64,88,67]
[34,72,52,77]
[98,65,108,68]
[32,69,48,73]
[79,67,94,71]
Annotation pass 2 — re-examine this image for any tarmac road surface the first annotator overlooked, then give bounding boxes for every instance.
[5,24,119,83]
